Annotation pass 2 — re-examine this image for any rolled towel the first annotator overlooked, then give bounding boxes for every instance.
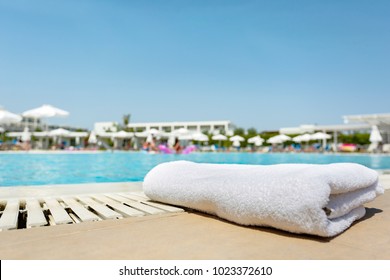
[143,161,384,237]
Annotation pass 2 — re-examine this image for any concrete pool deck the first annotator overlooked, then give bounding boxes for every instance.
[0,175,389,260]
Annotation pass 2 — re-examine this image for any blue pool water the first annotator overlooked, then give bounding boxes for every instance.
[1,151,390,187]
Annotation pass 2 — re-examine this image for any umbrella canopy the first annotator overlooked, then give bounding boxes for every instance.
[248,135,264,147]
[21,127,31,142]
[113,130,134,138]
[229,135,245,142]
[311,132,331,140]
[49,128,70,137]
[32,131,49,137]
[192,132,209,142]
[232,139,241,147]
[170,128,194,140]
[369,125,383,143]
[0,127,5,133]
[0,108,22,124]
[135,128,163,137]
[292,135,303,143]
[247,135,264,144]
[267,134,291,144]
[292,133,312,143]
[171,128,190,135]
[88,131,98,144]
[253,139,264,146]
[22,104,69,119]
[148,128,162,135]
[212,134,228,141]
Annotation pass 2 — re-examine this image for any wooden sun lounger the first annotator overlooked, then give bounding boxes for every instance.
[25,199,48,228]
[119,193,184,213]
[77,196,122,220]
[61,197,100,222]
[104,193,165,215]
[43,198,73,225]
[90,194,145,217]
[0,199,20,230]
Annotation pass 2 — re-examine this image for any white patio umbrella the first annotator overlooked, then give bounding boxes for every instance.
[248,135,264,144]
[49,128,70,137]
[0,108,22,124]
[22,104,69,130]
[369,125,382,143]
[253,139,264,146]
[293,133,312,143]
[229,135,245,142]
[212,134,227,149]
[311,132,331,140]
[113,131,134,149]
[232,139,241,148]
[21,127,31,142]
[311,132,331,149]
[267,134,291,144]
[48,128,70,146]
[113,130,134,139]
[135,128,163,137]
[0,127,5,133]
[248,135,264,147]
[300,133,313,142]
[212,134,228,141]
[229,135,245,149]
[292,135,303,143]
[22,104,69,119]
[171,128,189,135]
[171,128,192,140]
[88,131,98,144]
[192,132,209,142]
[292,133,313,151]
[148,128,162,135]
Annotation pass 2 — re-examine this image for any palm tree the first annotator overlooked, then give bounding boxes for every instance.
[123,114,131,126]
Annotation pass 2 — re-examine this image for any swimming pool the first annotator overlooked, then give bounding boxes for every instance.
[1,151,390,187]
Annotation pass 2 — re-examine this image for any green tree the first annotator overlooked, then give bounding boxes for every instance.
[246,127,257,137]
[123,114,131,126]
[234,127,245,136]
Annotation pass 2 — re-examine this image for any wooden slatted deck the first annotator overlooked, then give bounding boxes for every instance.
[44,198,74,225]
[0,199,20,230]
[0,191,184,231]
[25,199,48,228]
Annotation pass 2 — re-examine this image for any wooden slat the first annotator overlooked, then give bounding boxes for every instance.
[105,193,165,215]
[130,191,151,200]
[77,196,122,219]
[91,194,145,217]
[0,199,19,230]
[61,197,100,222]
[120,193,184,213]
[26,199,48,228]
[44,198,73,225]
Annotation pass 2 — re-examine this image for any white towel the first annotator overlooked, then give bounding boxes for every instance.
[143,161,384,237]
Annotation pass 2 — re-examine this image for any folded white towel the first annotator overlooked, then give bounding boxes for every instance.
[143,161,384,237]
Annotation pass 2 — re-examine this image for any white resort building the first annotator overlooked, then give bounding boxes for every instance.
[279,113,390,148]
[127,120,235,135]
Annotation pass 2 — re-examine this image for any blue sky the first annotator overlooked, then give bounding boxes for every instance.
[1,0,389,131]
